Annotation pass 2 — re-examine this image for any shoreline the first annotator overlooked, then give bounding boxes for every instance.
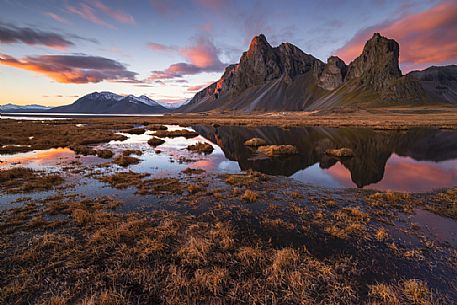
[3,106,457,129]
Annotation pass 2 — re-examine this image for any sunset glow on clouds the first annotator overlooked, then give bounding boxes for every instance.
[336,0,457,72]
[0,0,455,106]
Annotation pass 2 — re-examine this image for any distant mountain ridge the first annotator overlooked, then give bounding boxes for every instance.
[0,103,52,113]
[181,33,455,112]
[48,92,168,114]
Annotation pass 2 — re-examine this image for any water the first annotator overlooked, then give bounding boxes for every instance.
[193,125,457,192]
[0,113,165,120]
[1,123,457,193]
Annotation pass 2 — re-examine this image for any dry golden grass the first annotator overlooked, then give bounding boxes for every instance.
[257,144,298,157]
[137,178,183,195]
[113,155,140,167]
[122,149,143,156]
[241,189,258,202]
[95,149,113,159]
[187,142,214,154]
[224,170,267,187]
[0,167,64,193]
[0,119,127,154]
[182,167,205,175]
[153,129,198,138]
[98,171,149,189]
[123,128,146,134]
[403,279,431,304]
[376,227,389,241]
[369,283,400,305]
[147,136,165,146]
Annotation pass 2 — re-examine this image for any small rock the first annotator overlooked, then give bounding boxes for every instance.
[325,148,353,158]
[187,142,214,154]
[244,137,267,146]
[148,137,165,146]
[257,145,298,157]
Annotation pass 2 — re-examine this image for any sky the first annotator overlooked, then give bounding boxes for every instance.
[0,0,456,107]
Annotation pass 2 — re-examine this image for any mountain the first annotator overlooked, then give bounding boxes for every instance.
[409,65,457,104]
[181,33,452,113]
[0,103,51,113]
[49,92,168,114]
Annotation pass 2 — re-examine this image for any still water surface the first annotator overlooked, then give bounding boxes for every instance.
[1,123,457,193]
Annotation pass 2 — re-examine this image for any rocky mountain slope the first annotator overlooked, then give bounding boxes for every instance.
[182,33,452,113]
[49,92,168,114]
[409,65,457,104]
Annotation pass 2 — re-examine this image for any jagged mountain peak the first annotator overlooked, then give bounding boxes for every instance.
[181,32,451,113]
[248,34,270,51]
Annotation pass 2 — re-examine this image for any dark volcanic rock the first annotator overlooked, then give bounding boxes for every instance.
[409,65,457,104]
[318,56,347,91]
[182,32,447,113]
[344,33,424,102]
[182,34,325,112]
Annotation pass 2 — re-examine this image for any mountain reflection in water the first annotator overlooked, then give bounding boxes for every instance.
[193,125,457,192]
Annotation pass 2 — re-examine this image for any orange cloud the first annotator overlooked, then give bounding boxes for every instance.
[336,0,457,72]
[0,54,137,84]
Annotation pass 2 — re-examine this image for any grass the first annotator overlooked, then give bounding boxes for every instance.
[0,167,64,193]
[98,171,150,189]
[137,178,183,195]
[153,129,199,138]
[257,144,298,157]
[123,128,146,134]
[0,185,453,304]
[241,189,258,202]
[182,167,205,175]
[187,142,214,154]
[113,155,140,167]
[147,137,165,146]
[122,149,143,156]
[96,149,113,159]
[0,119,128,154]
[224,170,268,187]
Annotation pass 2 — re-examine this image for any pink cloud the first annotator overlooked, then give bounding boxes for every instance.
[187,84,205,92]
[43,12,71,25]
[336,0,457,72]
[146,42,174,51]
[93,0,135,24]
[66,3,114,29]
[147,35,225,80]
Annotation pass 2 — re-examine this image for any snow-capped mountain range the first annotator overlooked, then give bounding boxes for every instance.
[0,103,52,112]
[0,92,184,114]
[48,92,169,114]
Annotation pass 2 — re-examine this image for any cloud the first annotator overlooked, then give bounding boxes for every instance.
[146,42,174,51]
[336,0,457,72]
[148,35,225,80]
[44,12,71,25]
[66,3,114,28]
[0,54,137,84]
[93,0,135,24]
[0,23,74,50]
[187,84,206,92]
